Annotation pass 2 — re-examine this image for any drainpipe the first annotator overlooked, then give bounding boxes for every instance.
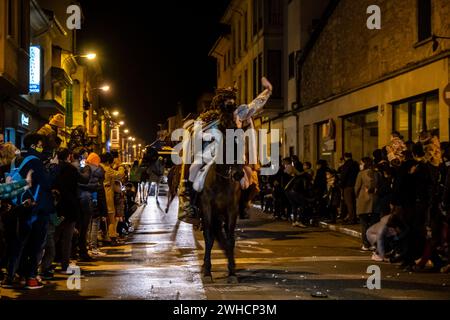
[294,49,302,158]
[294,112,300,157]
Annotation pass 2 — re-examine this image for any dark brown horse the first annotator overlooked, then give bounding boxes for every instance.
[168,162,241,283]
[197,109,243,283]
[199,162,241,283]
[169,109,242,283]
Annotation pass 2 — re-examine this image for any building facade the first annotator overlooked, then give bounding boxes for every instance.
[0,0,42,148]
[297,0,450,167]
[210,0,284,115]
[1,0,108,152]
[209,0,329,158]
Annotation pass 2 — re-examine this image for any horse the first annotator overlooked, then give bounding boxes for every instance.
[166,164,181,213]
[196,109,242,283]
[170,109,242,283]
[198,162,241,283]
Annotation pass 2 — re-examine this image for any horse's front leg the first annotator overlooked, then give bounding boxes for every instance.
[155,182,160,205]
[165,192,172,213]
[202,227,214,282]
[225,219,238,283]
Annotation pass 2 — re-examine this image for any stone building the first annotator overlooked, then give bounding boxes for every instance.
[296,0,450,167]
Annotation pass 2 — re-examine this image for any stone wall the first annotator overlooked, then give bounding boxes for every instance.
[300,0,450,107]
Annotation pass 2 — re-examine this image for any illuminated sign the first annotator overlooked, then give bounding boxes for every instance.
[29,46,41,93]
[19,112,30,127]
[111,128,120,149]
[20,113,30,127]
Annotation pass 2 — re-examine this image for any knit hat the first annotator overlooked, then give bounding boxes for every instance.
[49,113,65,128]
[86,153,101,166]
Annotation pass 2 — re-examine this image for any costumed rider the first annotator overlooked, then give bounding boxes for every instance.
[178,77,273,224]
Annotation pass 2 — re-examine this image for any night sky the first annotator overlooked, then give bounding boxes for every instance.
[78,0,230,143]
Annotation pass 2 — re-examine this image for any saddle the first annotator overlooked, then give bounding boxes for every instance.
[193,162,214,192]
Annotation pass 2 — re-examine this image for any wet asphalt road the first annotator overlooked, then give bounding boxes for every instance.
[1,185,449,300]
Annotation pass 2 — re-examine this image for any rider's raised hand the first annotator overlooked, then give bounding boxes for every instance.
[261,77,272,92]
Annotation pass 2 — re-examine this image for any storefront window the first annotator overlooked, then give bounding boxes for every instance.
[343,109,379,162]
[393,92,439,141]
[426,96,439,132]
[317,121,335,168]
[393,102,408,140]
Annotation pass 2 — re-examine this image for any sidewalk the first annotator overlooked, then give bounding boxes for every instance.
[318,221,362,239]
[252,203,362,239]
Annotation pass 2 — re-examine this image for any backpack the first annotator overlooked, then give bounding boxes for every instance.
[7,156,40,206]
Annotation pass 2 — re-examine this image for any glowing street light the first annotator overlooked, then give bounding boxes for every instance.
[119,121,125,126]
[124,129,129,134]
[84,53,97,60]
[100,85,110,92]
[128,137,133,141]
[112,110,119,117]
[132,138,136,141]
[91,84,110,92]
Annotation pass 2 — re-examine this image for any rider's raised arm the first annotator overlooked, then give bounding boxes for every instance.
[236,77,273,122]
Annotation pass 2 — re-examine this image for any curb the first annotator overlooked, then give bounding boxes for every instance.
[252,203,362,239]
[318,221,362,239]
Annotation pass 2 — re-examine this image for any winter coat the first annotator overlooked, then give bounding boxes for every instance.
[391,160,417,208]
[14,149,54,216]
[324,176,341,209]
[79,164,106,217]
[53,161,81,222]
[100,164,125,214]
[313,167,328,198]
[373,173,392,216]
[339,159,360,188]
[113,182,125,218]
[355,169,379,215]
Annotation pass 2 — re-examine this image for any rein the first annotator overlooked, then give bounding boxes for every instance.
[215,169,231,180]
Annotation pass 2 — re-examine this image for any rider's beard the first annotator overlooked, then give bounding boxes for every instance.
[222,102,236,113]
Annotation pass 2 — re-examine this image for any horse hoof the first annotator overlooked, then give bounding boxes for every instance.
[202,275,213,284]
[165,208,169,213]
[227,275,238,284]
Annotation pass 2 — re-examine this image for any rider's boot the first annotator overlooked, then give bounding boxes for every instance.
[178,180,200,225]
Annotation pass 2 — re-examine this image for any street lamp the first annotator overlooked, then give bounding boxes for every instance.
[112,110,119,117]
[84,53,97,60]
[119,121,125,126]
[124,129,129,134]
[91,85,110,92]
[63,52,97,65]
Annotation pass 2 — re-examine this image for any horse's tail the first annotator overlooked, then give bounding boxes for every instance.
[167,165,180,198]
